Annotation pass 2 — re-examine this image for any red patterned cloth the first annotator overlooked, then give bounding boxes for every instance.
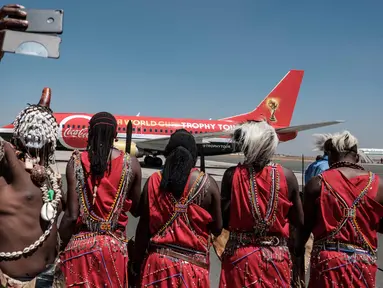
[140,169,212,287]
[60,151,132,288]
[219,163,293,287]
[309,169,383,288]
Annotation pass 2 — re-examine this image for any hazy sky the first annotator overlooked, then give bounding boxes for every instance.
[1,0,382,156]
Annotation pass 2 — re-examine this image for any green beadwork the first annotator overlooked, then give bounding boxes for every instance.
[48,189,54,201]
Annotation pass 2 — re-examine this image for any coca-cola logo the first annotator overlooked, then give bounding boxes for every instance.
[58,115,91,150]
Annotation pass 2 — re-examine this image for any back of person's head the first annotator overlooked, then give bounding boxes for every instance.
[316,155,323,161]
[12,87,58,164]
[160,129,198,198]
[313,131,359,166]
[87,112,117,179]
[233,120,278,167]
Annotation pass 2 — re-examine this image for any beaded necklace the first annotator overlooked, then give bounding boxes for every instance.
[74,150,132,234]
[248,162,280,236]
[329,161,365,171]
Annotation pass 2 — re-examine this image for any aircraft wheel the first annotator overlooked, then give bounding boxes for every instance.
[154,157,163,167]
[144,156,153,166]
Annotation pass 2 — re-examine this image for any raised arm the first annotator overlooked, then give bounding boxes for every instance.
[207,175,223,237]
[58,156,79,249]
[0,4,28,61]
[0,4,28,29]
[127,156,142,218]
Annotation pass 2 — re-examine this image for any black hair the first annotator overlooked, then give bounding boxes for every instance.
[159,129,198,198]
[87,112,117,180]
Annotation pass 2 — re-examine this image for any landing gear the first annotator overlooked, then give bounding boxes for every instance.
[144,156,163,168]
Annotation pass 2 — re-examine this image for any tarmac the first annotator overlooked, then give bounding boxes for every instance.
[54,151,383,287]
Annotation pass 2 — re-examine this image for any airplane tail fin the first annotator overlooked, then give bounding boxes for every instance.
[220,70,304,127]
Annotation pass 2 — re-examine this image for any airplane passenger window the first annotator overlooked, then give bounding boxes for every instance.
[150,129,152,132]
[82,126,86,129]
[160,129,163,133]
[165,130,168,133]
[118,127,121,131]
[154,129,157,133]
[138,128,141,132]
[123,127,126,131]
[67,125,70,128]
[144,128,147,132]
[77,125,81,129]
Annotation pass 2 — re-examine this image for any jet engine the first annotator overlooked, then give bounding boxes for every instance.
[277,131,298,142]
[114,139,144,157]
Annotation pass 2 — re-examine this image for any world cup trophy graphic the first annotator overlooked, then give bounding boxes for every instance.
[267,98,279,122]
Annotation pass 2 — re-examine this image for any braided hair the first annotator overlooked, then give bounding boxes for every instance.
[87,112,117,180]
[12,104,58,164]
[160,129,198,198]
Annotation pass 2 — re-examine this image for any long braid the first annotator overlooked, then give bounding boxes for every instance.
[87,112,117,180]
[160,129,198,198]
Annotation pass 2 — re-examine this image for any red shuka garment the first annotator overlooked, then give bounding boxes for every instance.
[219,163,293,288]
[140,168,213,288]
[308,169,383,288]
[60,150,133,288]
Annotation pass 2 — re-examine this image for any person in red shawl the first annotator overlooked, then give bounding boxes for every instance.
[131,129,222,287]
[299,131,383,287]
[219,120,304,287]
[58,112,142,287]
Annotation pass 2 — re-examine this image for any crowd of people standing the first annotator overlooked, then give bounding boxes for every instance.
[1,4,383,288]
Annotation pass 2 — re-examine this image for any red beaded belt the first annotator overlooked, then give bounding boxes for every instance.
[313,241,375,256]
[229,232,288,247]
[149,243,209,270]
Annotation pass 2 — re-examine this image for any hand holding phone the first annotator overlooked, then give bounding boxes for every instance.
[23,9,63,34]
[0,4,28,30]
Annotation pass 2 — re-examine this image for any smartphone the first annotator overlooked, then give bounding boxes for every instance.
[0,29,62,59]
[23,9,64,35]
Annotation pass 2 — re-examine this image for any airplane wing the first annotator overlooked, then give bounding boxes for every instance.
[134,120,344,153]
[275,120,344,134]
[135,130,232,152]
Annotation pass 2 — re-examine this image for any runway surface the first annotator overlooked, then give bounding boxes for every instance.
[54,151,383,287]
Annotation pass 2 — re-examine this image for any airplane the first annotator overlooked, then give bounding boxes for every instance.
[0,70,343,167]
